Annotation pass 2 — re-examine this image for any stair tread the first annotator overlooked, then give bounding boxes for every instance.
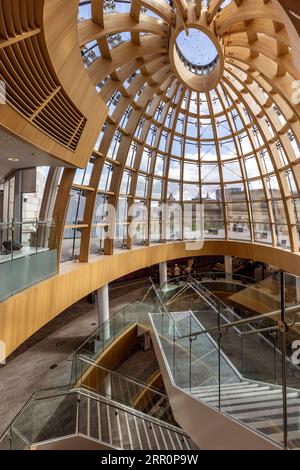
[197,389,298,405]
[194,385,272,398]
[187,381,250,392]
[248,415,300,431]
[224,397,300,414]
[196,388,287,403]
[268,429,300,444]
[233,404,300,421]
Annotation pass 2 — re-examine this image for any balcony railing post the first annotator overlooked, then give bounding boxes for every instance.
[280,270,288,449]
[173,321,176,381]
[189,313,192,393]
[240,334,243,374]
[8,427,12,451]
[76,393,81,435]
[269,330,278,384]
[218,303,221,411]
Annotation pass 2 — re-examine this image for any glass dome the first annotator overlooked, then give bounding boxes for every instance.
[176,29,218,67]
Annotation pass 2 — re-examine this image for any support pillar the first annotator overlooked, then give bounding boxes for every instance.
[159,262,168,289]
[96,284,111,396]
[296,276,300,303]
[96,284,110,340]
[225,255,233,281]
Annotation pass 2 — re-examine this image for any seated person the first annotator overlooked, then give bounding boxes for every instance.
[2,240,22,254]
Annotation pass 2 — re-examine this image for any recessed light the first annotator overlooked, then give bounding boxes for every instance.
[8,157,19,162]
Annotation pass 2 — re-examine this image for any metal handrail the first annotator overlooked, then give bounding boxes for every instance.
[178,303,300,341]
[70,297,140,357]
[193,271,296,305]
[75,388,189,436]
[188,276,231,312]
[0,385,70,442]
[2,387,189,448]
[0,219,54,227]
[75,355,167,399]
[155,274,300,341]
[149,277,175,324]
[151,274,300,448]
[194,271,255,284]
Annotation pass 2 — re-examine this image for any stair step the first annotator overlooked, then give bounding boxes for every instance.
[108,406,122,448]
[194,384,269,399]
[145,421,160,450]
[249,415,300,431]
[188,381,249,393]
[197,388,284,404]
[268,429,300,445]
[130,414,142,449]
[162,428,176,450]
[118,410,131,449]
[137,419,151,450]
[202,389,298,406]
[225,397,300,414]
[98,402,108,444]
[89,398,99,441]
[233,404,300,421]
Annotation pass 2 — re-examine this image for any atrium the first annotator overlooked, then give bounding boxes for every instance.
[0,0,300,453]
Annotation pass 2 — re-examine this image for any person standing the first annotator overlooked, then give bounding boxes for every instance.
[185,265,192,275]
[174,264,180,283]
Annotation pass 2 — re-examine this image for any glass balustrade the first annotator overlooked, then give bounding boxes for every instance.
[70,293,158,384]
[2,273,300,449]
[150,273,300,449]
[0,219,57,302]
[0,387,191,450]
[72,357,175,425]
[71,300,140,383]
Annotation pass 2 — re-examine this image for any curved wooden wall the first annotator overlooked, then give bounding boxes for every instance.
[1,1,300,359]
[0,0,107,168]
[0,239,300,360]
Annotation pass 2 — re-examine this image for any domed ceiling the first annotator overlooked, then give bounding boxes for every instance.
[74,0,300,255]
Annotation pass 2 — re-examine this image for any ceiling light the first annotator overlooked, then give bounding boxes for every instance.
[8,157,20,162]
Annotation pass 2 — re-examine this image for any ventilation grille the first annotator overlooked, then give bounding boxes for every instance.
[0,0,87,151]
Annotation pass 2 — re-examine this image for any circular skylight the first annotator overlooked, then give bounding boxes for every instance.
[176,29,218,67]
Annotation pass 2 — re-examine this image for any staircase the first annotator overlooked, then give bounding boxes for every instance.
[75,391,196,450]
[187,381,300,448]
[0,388,198,450]
[149,303,300,449]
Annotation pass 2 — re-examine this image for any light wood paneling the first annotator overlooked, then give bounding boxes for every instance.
[1,240,300,359]
[0,0,108,168]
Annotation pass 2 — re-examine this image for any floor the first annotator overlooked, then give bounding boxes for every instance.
[115,347,159,384]
[0,246,49,261]
[0,280,147,435]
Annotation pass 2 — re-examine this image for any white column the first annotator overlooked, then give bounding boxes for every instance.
[103,373,112,398]
[225,256,233,281]
[296,276,300,303]
[96,284,111,396]
[96,284,110,340]
[159,262,168,289]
